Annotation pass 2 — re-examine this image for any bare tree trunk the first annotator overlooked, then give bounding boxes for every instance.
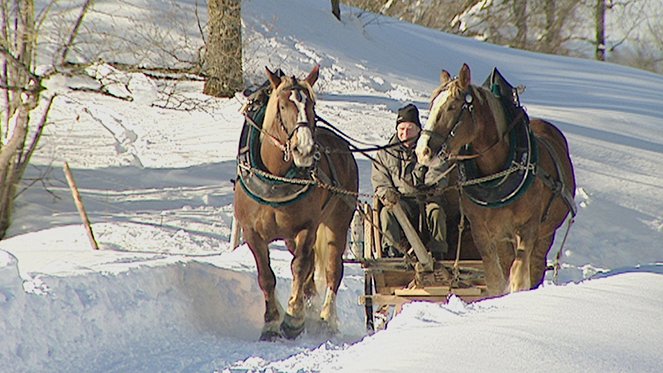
[595,0,606,61]
[0,0,37,238]
[512,0,528,49]
[541,0,556,53]
[0,104,30,237]
[203,0,243,98]
[332,0,341,21]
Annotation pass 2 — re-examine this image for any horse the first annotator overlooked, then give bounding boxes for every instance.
[233,65,359,340]
[415,63,576,296]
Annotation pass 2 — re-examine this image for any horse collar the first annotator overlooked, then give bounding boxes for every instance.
[236,105,316,207]
[458,114,538,208]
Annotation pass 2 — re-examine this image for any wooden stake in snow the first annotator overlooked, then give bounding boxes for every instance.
[63,162,99,250]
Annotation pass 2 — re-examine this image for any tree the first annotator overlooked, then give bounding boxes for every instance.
[512,0,528,49]
[203,0,243,98]
[0,0,79,238]
[332,0,341,21]
[595,0,606,61]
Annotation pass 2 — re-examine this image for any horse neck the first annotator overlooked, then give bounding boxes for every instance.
[471,91,510,175]
[260,119,293,176]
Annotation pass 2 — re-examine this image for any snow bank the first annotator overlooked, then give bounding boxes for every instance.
[0,255,272,371]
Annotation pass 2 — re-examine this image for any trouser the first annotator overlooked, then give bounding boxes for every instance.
[379,198,448,258]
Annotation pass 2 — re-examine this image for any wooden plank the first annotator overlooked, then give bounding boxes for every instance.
[372,195,382,258]
[451,287,484,296]
[390,203,435,272]
[363,203,374,260]
[441,259,484,270]
[372,271,387,292]
[350,209,364,259]
[359,294,449,306]
[359,290,488,307]
[395,286,450,296]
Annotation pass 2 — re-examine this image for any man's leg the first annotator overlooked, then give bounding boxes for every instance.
[426,202,448,259]
[379,207,404,257]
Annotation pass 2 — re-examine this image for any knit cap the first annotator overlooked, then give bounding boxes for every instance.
[396,104,421,128]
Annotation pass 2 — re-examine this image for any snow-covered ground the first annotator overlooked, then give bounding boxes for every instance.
[1,1,662,372]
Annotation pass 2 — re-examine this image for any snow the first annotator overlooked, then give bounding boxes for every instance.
[1,0,663,372]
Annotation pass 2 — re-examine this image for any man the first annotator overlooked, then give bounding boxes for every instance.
[371,103,448,259]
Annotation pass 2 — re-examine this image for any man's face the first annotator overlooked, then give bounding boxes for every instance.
[397,121,420,147]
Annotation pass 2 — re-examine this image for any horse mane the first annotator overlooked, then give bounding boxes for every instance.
[262,75,317,139]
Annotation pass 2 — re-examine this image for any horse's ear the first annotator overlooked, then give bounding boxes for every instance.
[265,66,282,89]
[440,70,451,85]
[304,64,320,87]
[459,63,471,88]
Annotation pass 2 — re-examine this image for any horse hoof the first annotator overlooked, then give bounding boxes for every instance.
[281,314,305,340]
[259,330,282,342]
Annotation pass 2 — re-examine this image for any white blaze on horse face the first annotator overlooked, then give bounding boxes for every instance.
[415,90,451,165]
[289,90,314,167]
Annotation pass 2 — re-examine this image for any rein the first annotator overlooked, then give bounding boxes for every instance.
[243,111,289,156]
[316,114,406,153]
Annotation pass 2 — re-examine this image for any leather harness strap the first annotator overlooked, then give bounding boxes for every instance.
[535,136,577,222]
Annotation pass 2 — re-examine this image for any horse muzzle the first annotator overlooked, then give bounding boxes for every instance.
[415,146,432,166]
[291,124,315,167]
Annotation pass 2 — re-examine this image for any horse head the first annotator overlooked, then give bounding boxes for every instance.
[264,65,320,168]
[416,63,483,166]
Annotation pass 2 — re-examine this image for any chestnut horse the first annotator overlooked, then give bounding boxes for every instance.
[234,65,358,340]
[416,64,576,296]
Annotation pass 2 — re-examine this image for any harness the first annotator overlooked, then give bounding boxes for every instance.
[236,83,344,208]
[237,99,315,207]
[427,68,576,218]
[458,110,538,208]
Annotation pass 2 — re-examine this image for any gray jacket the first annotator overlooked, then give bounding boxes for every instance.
[371,135,449,201]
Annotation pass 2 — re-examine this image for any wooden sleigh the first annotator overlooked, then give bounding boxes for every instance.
[348,196,489,332]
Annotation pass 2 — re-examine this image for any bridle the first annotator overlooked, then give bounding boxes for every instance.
[273,82,318,163]
[421,89,476,161]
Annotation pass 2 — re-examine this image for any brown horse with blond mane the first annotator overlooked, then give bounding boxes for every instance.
[416,63,576,296]
[234,65,358,340]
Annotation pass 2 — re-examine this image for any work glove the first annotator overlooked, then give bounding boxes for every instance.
[381,188,400,207]
[412,164,429,189]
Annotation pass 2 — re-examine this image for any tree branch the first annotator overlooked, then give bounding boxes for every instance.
[59,0,94,67]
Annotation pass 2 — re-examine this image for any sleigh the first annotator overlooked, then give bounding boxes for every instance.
[350,66,574,332]
[349,195,489,332]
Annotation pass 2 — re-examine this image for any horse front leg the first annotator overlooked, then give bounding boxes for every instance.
[474,233,509,296]
[529,234,554,289]
[244,230,282,341]
[281,228,316,339]
[509,233,533,293]
[319,226,345,335]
